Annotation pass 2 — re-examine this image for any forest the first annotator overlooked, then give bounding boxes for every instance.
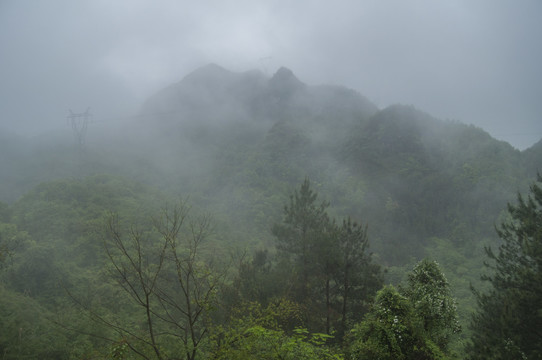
[0,64,541,359]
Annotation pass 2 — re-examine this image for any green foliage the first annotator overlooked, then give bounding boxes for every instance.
[92,201,223,360]
[334,217,383,336]
[272,178,331,258]
[209,299,343,360]
[342,105,524,263]
[402,259,460,351]
[347,260,460,359]
[0,176,170,359]
[467,176,542,359]
[0,71,539,359]
[109,339,129,360]
[269,179,382,336]
[0,285,71,360]
[421,237,487,353]
[346,285,446,360]
[271,178,333,327]
[227,249,285,308]
[0,222,27,268]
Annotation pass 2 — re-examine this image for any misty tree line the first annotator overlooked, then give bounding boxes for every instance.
[1,58,541,359]
[75,178,460,359]
[0,175,541,359]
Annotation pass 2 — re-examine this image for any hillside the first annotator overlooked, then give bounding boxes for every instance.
[1,64,541,358]
[1,64,538,260]
[523,138,542,176]
[121,65,530,260]
[141,64,378,126]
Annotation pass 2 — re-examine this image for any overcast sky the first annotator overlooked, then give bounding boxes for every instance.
[1,0,541,149]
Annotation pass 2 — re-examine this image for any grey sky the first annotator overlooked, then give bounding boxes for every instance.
[1,0,541,149]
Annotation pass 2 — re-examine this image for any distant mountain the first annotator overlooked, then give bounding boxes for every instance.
[2,65,539,357]
[1,64,539,266]
[142,64,267,123]
[340,105,526,256]
[523,138,542,176]
[131,64,534,261]
[140,63,378,127]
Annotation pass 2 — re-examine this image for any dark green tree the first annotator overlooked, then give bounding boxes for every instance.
[335,217,382,337]
[271,178,331,306]
[271,179,381,337]
[467,175,542,359]
[223,248,297,322]
[0,223,18,268]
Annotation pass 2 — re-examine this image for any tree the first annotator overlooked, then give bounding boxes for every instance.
[467,175,542,359]
[227,249,284,308]
[402,259,460,352]
[0,287,72,360]
[336,218,366,334]
[271,179,381,337]
[335,217,382,337]
[346,285,445,360]
[208,299,343,360]
[0,223,19,268]
[346,260,460,359]
[80,201,223,360]
[272,178,331,305]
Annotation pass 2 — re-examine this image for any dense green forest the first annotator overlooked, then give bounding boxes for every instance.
[0,65,541,358]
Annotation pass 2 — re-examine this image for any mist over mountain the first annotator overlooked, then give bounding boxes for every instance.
[1,64,540,256]
[1,63,541,357]
[2,0,541,356]
[140,63,377,130]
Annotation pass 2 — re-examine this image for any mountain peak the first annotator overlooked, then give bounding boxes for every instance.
[273,66,295,77]
[181,63,234,85]
[271,67,303,84]
[269,66,305,96]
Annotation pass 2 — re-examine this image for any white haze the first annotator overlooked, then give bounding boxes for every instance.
[1,0,541,149]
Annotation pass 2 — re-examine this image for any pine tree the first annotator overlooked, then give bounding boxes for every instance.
[468,175,542,359]
[271,178,381,337]
[335,217,382,337]
[271,178,331,305]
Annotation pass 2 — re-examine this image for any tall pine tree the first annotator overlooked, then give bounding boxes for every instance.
[272,178,381,337]
[272,178,331,305]
[468,175,542,359]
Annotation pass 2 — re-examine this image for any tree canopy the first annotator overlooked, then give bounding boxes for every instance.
[468,175,542,359]
[271,178,382,337]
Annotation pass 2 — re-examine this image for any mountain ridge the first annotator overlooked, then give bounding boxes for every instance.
[140,64,378,125]
[131,65,534,259]
[0,65,539,256]
[141,63,542,152]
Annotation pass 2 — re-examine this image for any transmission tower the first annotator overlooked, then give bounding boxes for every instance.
[67,107,92,150]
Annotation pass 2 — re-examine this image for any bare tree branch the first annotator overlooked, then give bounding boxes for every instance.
[84,201,227,360]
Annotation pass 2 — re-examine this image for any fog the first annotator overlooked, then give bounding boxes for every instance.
[1,0,541,149]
